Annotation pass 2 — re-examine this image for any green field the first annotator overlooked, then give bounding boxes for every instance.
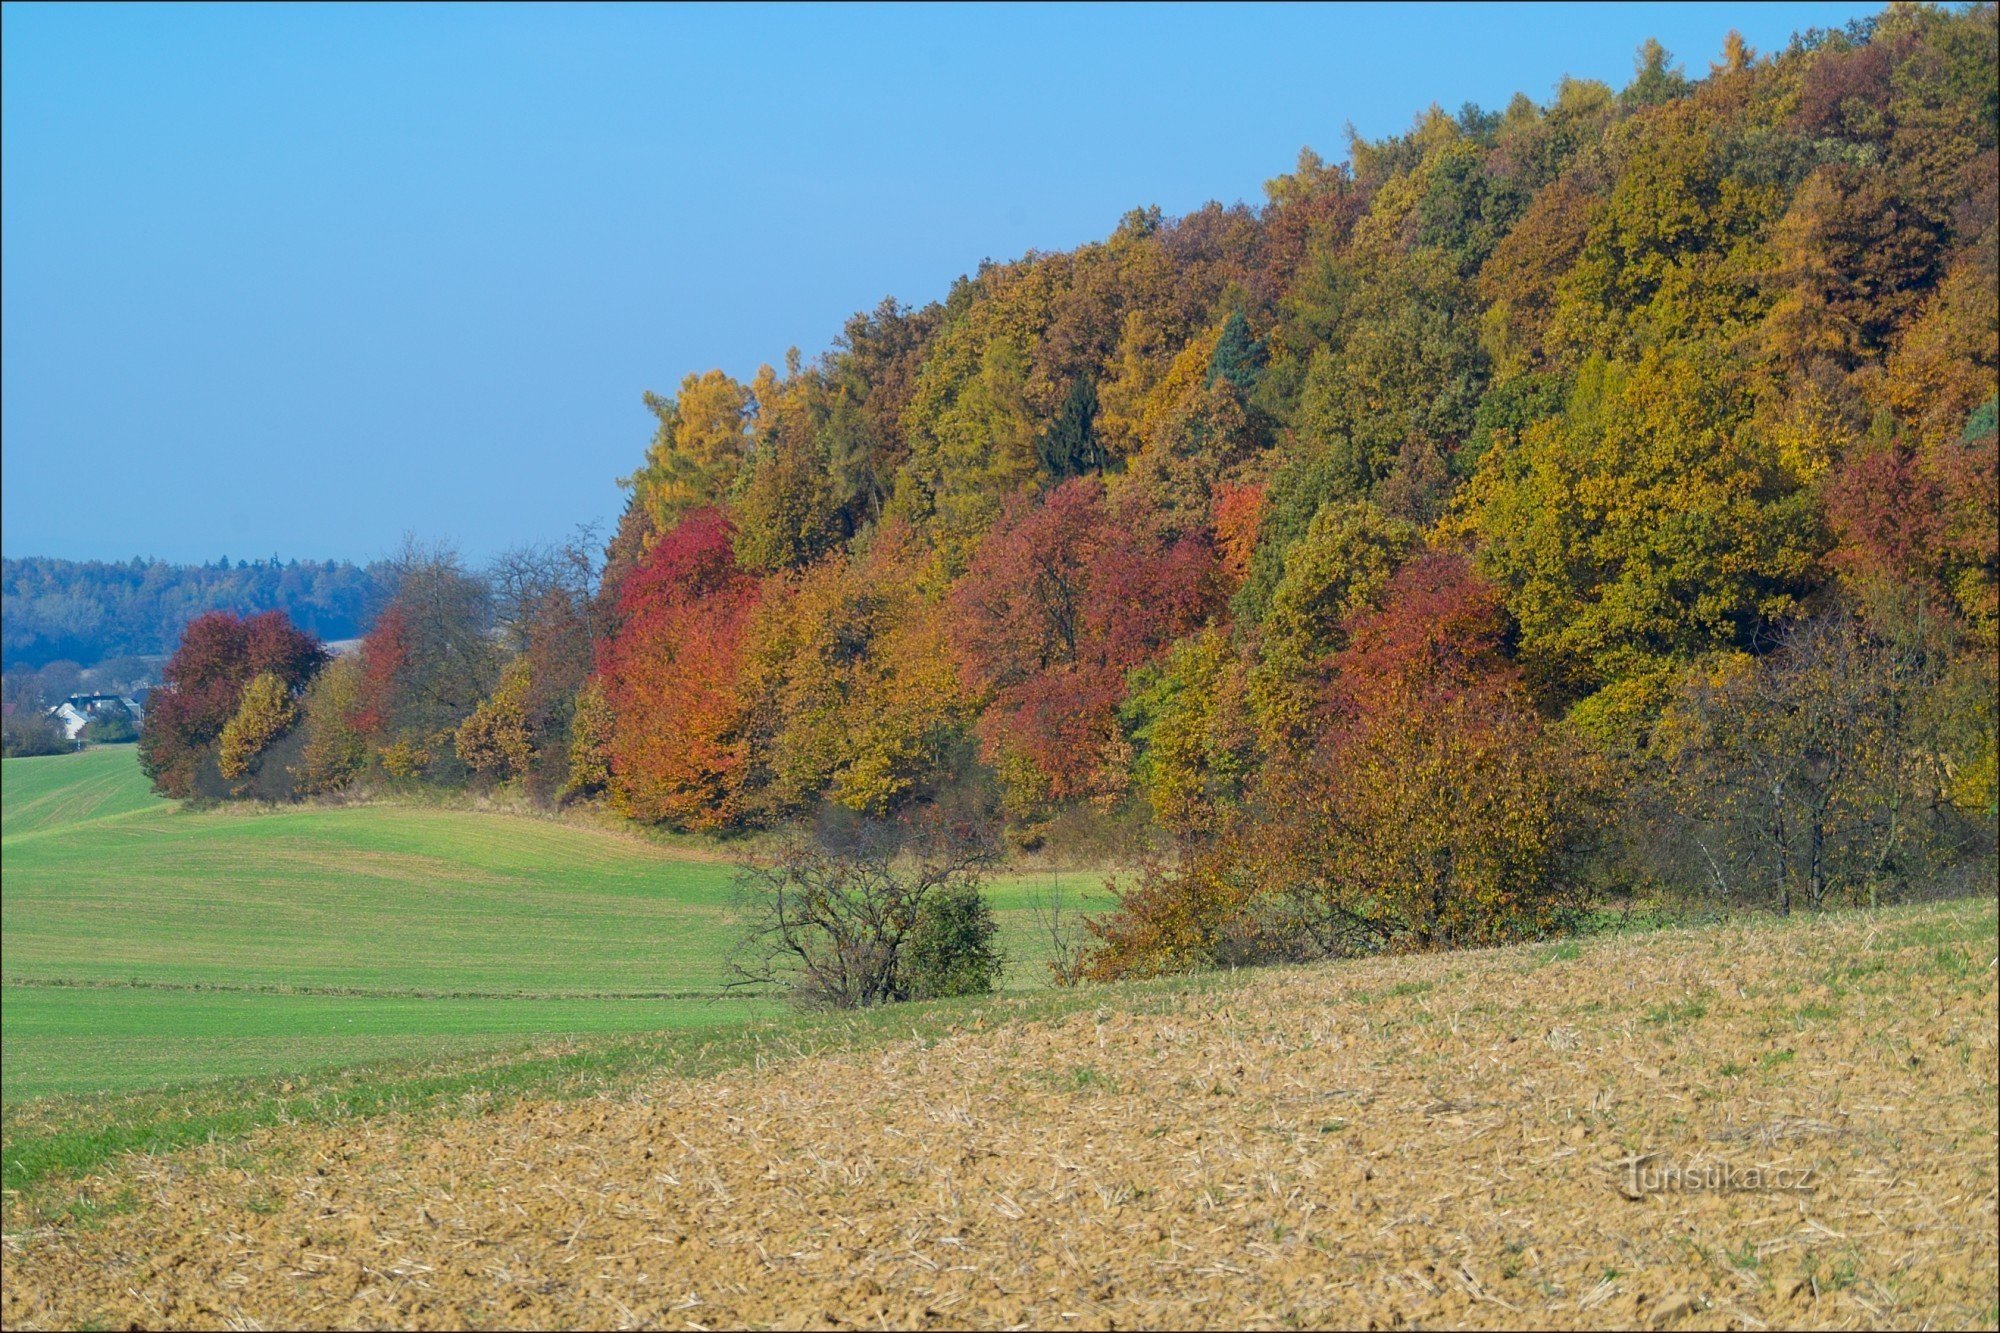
[0,747,1105,1100]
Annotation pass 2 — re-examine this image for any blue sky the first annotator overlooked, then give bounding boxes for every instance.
[2,1,1883,565]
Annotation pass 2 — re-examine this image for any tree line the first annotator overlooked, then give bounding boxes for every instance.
[134,7,1998,995]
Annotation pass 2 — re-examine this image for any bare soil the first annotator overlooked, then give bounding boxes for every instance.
[4,904,1995,1330]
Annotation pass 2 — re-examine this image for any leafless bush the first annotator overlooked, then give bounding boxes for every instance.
[728,807,997,1009]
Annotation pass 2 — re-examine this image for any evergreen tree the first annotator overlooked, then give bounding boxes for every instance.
[1035,376,1103,480]
[1206,311,1264,392]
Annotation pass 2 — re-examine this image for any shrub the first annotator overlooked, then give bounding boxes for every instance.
[730,809,996,1009]
[293,655,368,795]
[139,610,326,798]
[904,883,1003,1000]
[559,678,613,802]
[80,701,139,744]
[455,658,533,782]
[1644,611,1992,912]
[2,707,71,757]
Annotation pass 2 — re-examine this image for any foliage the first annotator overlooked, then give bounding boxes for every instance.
[488,530,603,799]
[1083,851,1261,980]
[733,435,843,574]
[1463,349,1821,696]
[597,509,761,829]
[293,655,367,795]
[903,882,1004,1000]
[738,523,975,820]
[139,611,326,798]
[626,371,754,531]
[2,706,71,758]
[1121,629,1258,840]
[1092,555,1609,975]
[79,700,139,745]
[592,9,1997,969]
[1644,612,1991,912]
[1256,555,1606,952]
[217,672,299,782]
[948,477,1222,826]
[454,658,533,782]
[350,539,499,780]
[561,677,614,803]
[1036,375,1105,480]
[1249,500,1418,749]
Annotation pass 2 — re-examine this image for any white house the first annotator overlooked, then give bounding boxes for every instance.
[49,693,143,742]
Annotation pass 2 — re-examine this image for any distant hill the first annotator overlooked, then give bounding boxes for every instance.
[1,556,387,668]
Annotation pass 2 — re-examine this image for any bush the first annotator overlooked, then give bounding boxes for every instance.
[139,610,326,798]
[2,708,72,757]
[1642,611,1993,912]
[80,701,139,744]
[293,655,367,795]
[730,809,996,1010]
[904,883,1003,1000]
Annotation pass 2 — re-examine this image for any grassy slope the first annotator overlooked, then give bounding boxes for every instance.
[0,749,1104,1100]
[0,743,164,836]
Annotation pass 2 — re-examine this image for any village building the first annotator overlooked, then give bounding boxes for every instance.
[49,693,145,742]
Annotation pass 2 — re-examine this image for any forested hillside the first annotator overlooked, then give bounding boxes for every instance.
[1,556,383,668]
[143,7,1998,975]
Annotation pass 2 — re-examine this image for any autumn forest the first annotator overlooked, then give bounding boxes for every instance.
[136,7,1997,979]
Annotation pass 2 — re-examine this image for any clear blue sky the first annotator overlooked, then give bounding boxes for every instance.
[2,1,1883,566]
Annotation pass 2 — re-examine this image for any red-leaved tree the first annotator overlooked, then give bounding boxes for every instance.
[949,476,1223,817]
[596,508,762,828]
[1825,432,1999,642]
[1265,553,1600,951]
[139,611,327,797]
[1090,553,1602,977]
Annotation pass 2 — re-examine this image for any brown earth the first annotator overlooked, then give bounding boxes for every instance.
[4,904,1996,1330]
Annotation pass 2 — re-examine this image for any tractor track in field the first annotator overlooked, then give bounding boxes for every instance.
[2,976,754,1001]
[3,902,1995,1330]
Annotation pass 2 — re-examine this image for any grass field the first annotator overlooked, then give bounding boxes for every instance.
[0,747,1106,1100]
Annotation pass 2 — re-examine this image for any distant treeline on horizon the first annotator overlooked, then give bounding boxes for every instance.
[1,556,386,669]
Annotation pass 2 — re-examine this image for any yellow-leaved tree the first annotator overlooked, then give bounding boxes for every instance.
[626,370,754,535]
[455,658,533,782]
[218,671,298,781]
[1461,347,1821,699]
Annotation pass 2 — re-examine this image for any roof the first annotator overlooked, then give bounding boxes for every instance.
[58,693,141,712]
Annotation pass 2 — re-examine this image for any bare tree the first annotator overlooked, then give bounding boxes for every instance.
[381,535,498,745]
[1649,610,1985,913]
[1029,872,1093,987]
[728,808,996,1009]
[486,525,601,654]
[485,526,603,800]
